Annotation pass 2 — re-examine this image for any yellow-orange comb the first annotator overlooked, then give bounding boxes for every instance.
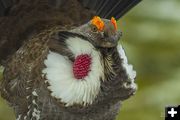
[91,16,105,31]
[111,17,118,31]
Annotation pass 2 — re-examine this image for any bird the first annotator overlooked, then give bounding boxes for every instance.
[0,0,141,120]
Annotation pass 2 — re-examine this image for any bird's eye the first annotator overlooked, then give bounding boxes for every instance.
[91,25,98,32]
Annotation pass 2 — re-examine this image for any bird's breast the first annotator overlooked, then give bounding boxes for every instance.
[42,36,104,107]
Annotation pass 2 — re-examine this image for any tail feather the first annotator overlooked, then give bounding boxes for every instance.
[0,0,5,16]
[98,0,117,18]
[0,0,12,16]
[94,0,104,12]
[80,0,142,20]
[0,0,141,19]
[104,0,123,18]
[97,0,111,16]
[113,0,142,19]
[81,0,101,11]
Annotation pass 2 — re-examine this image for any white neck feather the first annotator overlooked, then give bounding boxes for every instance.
[42,37,104,106]
[117,45,136,81]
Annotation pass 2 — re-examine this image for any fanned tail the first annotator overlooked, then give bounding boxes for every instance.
[80,0,142,20]
[0,0,142,19]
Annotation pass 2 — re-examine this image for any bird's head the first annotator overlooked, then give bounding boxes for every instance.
[70,16,122,48]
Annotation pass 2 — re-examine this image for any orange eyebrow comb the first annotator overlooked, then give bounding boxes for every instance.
[91,16,105,31]
[111,17,118,31]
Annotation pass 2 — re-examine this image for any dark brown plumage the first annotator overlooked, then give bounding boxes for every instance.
[0,0,94,63]
[0,0,141,120]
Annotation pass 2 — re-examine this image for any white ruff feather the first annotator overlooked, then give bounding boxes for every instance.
[42,37,104,106]
[117,45,136,81]
[16,115,21,120]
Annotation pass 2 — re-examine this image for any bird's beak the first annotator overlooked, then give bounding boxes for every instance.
[107,31,122,43]
[102,30,122,48]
